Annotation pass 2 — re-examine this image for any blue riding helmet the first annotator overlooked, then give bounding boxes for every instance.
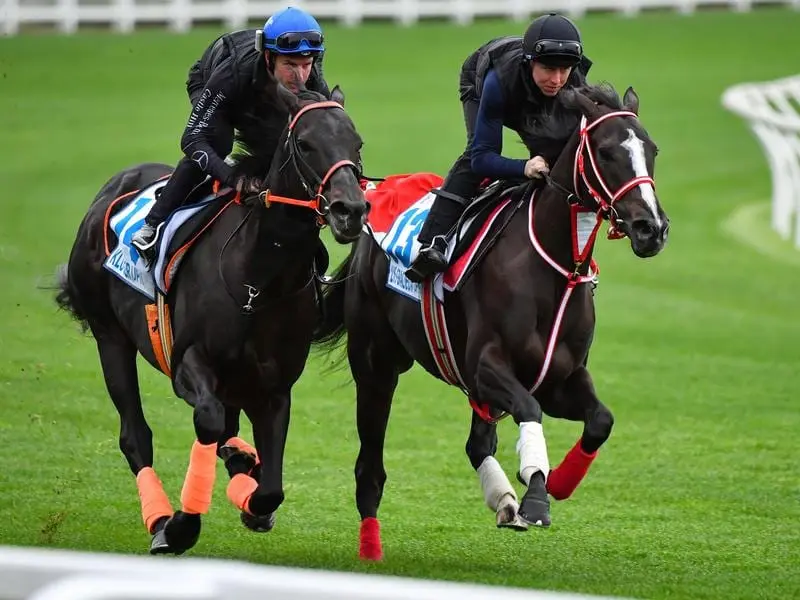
[262,7,324,56]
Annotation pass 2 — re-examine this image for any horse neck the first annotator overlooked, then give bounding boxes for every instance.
[531,128,596,274]
[230,146,320,290]
[533,128,596,275]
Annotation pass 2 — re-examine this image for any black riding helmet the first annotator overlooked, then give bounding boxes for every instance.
[523,13,583,68]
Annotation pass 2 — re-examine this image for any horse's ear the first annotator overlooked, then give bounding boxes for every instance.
[573,90,603,122]
[623,86,640,115]
[277,83,301,115]
[330,85,345,107]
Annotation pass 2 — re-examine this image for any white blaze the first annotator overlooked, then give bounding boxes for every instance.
[621,128,661,227]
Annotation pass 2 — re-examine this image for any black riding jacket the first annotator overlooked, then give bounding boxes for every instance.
[460,36,592,176]
[181,29,331,186]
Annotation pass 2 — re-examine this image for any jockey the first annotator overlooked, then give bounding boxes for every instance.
[132,6,330,259]
[405,13,593,283]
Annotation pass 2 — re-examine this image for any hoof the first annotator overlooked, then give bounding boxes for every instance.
[220,444,257,478]
[518,472,552,528]
[163,510,202,555]
[496,502,529,532]
[241,510,275,533]
[517,507,551,528]
[149,527,173,555]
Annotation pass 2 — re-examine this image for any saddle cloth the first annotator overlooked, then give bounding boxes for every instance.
[365,173,516,302]
[103,178,231,300]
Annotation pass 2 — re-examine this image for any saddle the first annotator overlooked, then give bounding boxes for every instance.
[439,178,532,269]
[369,174,532,302]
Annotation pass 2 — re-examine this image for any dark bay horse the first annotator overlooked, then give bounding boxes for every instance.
[313,84,669,560]
[56,83,368,555]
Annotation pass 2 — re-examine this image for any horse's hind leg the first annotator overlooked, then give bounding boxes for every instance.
[465,413,527,531]
[219,407,260,478]
[349,297,412,561]
[165,345,225,554]
[93,327,174,554]
[545,366,612,501]
[219,407,275,533]
[226,385,291,534]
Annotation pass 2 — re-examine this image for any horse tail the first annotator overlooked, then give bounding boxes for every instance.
[312,241,358,351]
[54,263,90,333]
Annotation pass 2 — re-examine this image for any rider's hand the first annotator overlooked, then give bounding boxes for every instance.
[235,175,264,195]
[524,156,550,179]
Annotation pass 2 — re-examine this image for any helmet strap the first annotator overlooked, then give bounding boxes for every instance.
[265,51,276,73]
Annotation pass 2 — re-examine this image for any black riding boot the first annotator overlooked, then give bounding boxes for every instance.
[405,158,482,283]
[404,193,463,283]
[131,157,206,263]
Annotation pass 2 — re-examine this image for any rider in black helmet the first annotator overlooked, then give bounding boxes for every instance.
[405,13,592,282]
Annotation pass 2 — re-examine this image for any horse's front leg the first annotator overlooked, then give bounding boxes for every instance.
[225,306,314,532]
[471,341,551,528]
[163,344,226,554]
[539,366,612,501]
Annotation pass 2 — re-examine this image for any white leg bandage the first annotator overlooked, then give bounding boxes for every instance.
[516,421,549,486]
[477,456,517,511]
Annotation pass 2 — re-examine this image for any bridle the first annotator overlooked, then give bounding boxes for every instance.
[258,100,361,226]
[547,110,656,239]
[220,100,362,313]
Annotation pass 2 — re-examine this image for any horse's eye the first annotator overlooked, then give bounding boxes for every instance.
[297,139,312,153]
[598,146,614,161]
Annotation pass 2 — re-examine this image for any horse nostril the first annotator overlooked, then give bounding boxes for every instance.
[631,219,657,240]
[329,201,350,220]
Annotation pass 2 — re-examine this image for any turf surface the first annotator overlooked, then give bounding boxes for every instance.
[1,8,799,599]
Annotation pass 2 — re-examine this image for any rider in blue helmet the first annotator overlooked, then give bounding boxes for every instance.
[132,6,330,262]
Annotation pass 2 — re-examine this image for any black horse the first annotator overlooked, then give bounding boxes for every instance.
[313,84,669,560]
[56,83,368,555]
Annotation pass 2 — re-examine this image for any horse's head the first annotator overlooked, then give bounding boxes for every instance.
[561,85,669,258]
[266,84,368,243]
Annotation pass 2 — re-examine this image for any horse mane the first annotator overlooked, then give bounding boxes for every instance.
[230,87,329,180]
[517,82,624,165]
[567,81,623,111]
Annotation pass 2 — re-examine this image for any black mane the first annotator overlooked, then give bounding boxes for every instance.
[230,86,329,180]
[569,82,623,110]
[517,82,624,165]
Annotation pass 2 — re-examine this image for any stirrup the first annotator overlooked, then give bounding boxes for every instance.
[405,241,448,283]
[404,262,429,284]
[132,223,162,252]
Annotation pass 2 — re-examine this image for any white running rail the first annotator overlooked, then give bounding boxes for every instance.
[722,75,800,248]
[0,545,632,600]
[2,0,799,36]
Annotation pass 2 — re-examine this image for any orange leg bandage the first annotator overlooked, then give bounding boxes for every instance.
[136,467,173,534]
[180,441,218,514]
[224,436,260,464]
[227,473,258,515]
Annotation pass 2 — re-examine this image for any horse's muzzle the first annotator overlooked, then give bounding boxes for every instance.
[327,199,368,243]
[629,217,669,258]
